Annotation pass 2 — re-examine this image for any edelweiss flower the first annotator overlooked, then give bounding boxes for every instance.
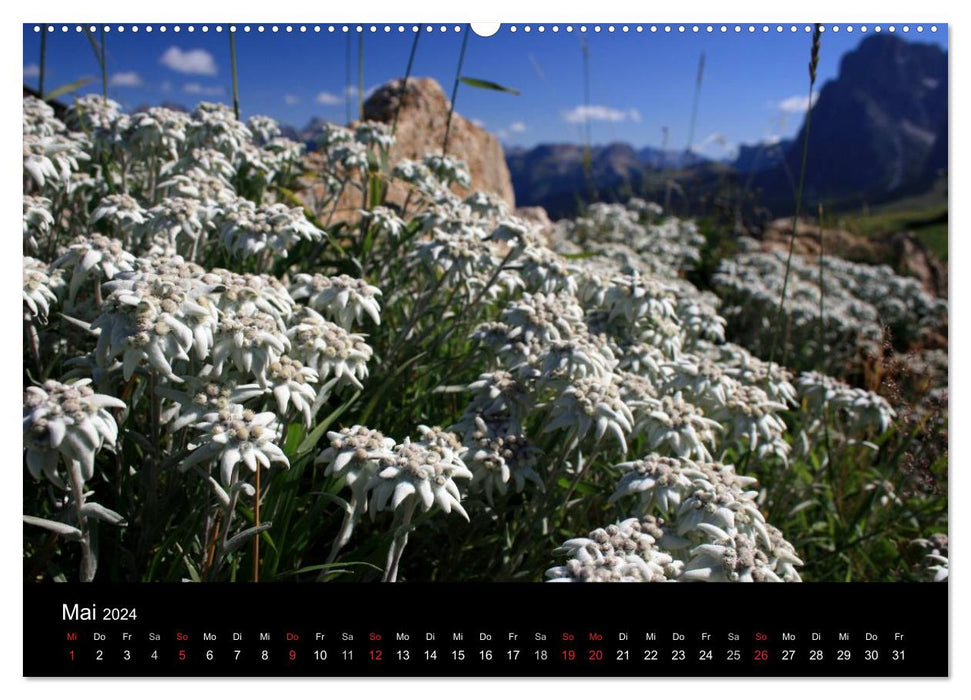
[360,206,406,241]
[23,195,54,253]
[211,308,289,386]
[259,355,319,426]
[53,234,136,299]
[543,376,634,453]
[91,194,147,243]
[632,392,721,462]
[183,404,288,487]
[546,517,680,582]
[158,375,266,431]
[221,200,324,258]
[285,307,373,390]
[364,435,472,519]
[457,414,543,504]
[24,379,125,486]
[317,425,396,491]
[288,273,382,329]
[23,134,87,189]
[23,257,63,322]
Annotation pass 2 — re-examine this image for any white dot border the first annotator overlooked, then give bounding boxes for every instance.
[29,23,943,35]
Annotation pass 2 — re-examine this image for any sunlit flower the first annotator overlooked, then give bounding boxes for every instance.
[182,404,289,487]
[24,379,125,486]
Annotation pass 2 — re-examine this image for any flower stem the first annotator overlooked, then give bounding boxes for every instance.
[253,463,261,582]
[383,499,417,582]
[67,460,95,582]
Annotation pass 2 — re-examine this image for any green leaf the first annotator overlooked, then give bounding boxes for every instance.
[44,77,93,102]
[82,29,104,68]
[459,76,520,96]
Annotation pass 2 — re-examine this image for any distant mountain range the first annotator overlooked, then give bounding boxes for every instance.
[504,35,947,219]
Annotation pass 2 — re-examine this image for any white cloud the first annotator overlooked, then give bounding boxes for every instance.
[110,71,143,88]
[316,91,342,106]
[24,64,40,78]
[183,82,224,96]
[509,121,527,133]
[284,94,301,106]
[562,105,641,124]
[776,91,819,114]
[471,118,486,128]
[160,81,173,93]
[160,47,218,76]
[693,132,738,158]
[344,84,380,99]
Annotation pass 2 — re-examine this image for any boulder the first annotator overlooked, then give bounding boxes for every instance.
[363,77,515,208]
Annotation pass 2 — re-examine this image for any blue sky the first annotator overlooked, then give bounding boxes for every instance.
[23,24,947,158]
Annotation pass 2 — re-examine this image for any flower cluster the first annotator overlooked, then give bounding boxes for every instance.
[714,243,948,373]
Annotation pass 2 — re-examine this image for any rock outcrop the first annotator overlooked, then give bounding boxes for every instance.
[363,77,515,207]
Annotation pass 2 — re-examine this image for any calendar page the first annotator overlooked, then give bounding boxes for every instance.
[21,17,949,678]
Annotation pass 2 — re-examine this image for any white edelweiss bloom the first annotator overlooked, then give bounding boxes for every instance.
[159,167,237,207]
[661,356,740,414]
[92,277,199,381]
[317,425,396,493]
[354,121,394,150]
[127,106,190,161]
[247,114,282,144]
[23,257,64,322]
[546,517,680,582]
[172,147,237,184]
[543,376,634,454]
[462,369,537,431]
[456,414,543,505]
[517,245,581,295]
[422,154,472,188]
[317,123,354,150]
[210,308,290,387]
[537,336,617,381]
[600,273,679,326]
[392,159,438,193]
[409,230,501,299]
[610,454,696,514]
[912,534,948,582]
[90,194,147,243]
[23,379,125,486]
[680,530,781,582]
[500,291,587,345]
[63,95,124,133]
[209,269,295,323]
[23,195,55,253]
[23,134,88,190]
[52,234,136,300]
[221,200,324,258]
[632,392,721,462]
[364,435,472,519]
[464,191,509,219]
[288,273,382,329]
[182,404,289,487]
[23,96,66,137]
[285,307,373,391]
[256,355,319,427]
[360,206,406,241]
[714,385,790,462]
[157,375,266,432]
[146,197,217,252]
[328,140,369,172]
[259,136,305,174]
[186,101,254,158]
[797,371,896,437]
